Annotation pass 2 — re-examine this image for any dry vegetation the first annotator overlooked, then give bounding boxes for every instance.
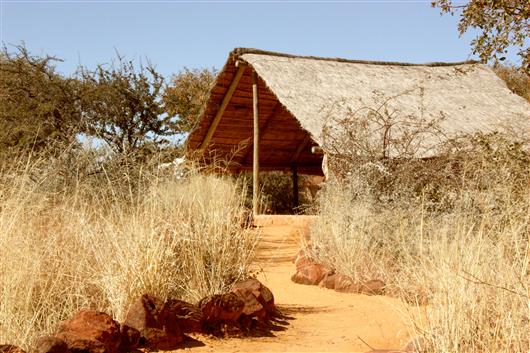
[0,151,258,350]
[310,130,530,352]
[494,65,530,102]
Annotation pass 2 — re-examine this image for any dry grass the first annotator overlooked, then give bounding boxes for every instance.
[495,65,530,102]
[0,154,258,350]
[310,134,530,352]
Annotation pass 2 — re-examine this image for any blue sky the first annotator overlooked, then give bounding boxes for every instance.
[0,0,516,79]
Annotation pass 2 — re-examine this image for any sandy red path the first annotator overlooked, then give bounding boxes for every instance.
[185,215,422,353]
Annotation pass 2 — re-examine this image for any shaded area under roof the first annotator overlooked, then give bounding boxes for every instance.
[187,48,530,174]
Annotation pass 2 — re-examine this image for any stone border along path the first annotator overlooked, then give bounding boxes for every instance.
[185,215,423,353]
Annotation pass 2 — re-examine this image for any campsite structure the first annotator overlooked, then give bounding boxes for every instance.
[187,48,530,214]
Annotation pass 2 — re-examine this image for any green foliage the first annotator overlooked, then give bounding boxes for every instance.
[239,171,316,214]
[432,0,530,72]
[163,67,216,133]
[79,57,176,155]
[0,45,82,156]
[258,172,298,214]
[1,45,204,162]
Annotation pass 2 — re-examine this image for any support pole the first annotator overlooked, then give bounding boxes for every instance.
[252,70,260,216]
[291,163,299,212]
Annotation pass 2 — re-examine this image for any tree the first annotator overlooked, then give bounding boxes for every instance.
[79,58,177,155]
[0,45,82,155]
[321,88,446,182]
[163,68,216,133]
[432,0,530,72]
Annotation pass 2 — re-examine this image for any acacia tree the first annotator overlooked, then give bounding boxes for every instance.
[79,58,178,156]
[0,45,82,155]
[1,46,215,160]
[432,0,529,72]
[162,68,216,133]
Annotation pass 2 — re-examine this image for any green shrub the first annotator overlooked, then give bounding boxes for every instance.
[238,171,317,214]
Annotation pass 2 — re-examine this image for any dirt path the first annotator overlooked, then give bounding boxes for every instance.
[187,215,421,353]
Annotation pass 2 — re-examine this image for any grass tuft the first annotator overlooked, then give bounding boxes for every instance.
[311,133,530,352]
[0,154,258,349]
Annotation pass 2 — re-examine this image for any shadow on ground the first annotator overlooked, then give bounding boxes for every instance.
[278,304,333,315]
[180,336,207,349]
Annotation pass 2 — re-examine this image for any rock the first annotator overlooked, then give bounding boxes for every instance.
[290,271,308,285]
[291,262,327,285]
[231,278,276,319]
[358,279,386,295]
[123,294,183,350]
[117,325,139,352]
[62,338,105,353]
[334,276,385,295]
[0,345,25,353]
[34,336,69,353]
[333,274,358,292]
[164,299,203,333]
[198,293,244,323]
[292,249,328,286]
[316,270,385,295]
[55,310,121,353]
[318,271,337,289]
[232,285,265,319]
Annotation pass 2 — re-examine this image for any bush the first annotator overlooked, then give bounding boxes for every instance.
[310,133,530,352]
[238,171,317,214]
[0,153,258,350]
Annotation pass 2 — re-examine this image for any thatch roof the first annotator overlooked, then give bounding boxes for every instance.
[187,48,530,174]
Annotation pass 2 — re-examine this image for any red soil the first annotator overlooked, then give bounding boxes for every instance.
[185,215,423,353]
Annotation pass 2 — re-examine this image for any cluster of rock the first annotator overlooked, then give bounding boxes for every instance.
[291,249,386,295]
[1,278,279,353]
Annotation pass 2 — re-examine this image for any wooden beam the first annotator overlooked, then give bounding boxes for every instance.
[290,135,311,163]
[199,64,246,151]
[252,70,260,216]
[237,102,281,168]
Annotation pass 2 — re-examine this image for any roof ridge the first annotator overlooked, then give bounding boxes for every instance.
[232,47,479,67]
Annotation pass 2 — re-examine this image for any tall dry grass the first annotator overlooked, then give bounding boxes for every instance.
[310,134,530,352]
[0,153,258,350]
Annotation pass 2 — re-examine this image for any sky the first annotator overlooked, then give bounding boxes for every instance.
[1,0,511,79]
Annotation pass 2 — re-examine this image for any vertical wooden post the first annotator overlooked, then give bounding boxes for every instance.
[252,70,260,216]
[291,163,299,212]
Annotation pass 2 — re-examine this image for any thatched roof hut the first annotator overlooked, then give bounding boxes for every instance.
[187,48,530,212]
